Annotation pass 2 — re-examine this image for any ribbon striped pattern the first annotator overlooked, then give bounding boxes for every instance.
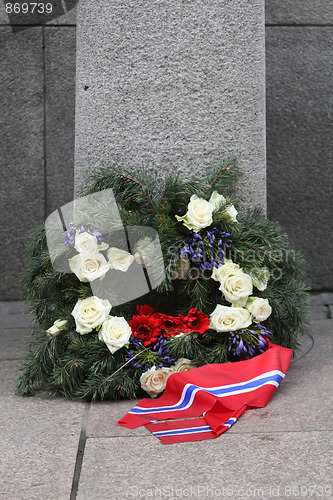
[118,342,292,444]
[130,370,285,416]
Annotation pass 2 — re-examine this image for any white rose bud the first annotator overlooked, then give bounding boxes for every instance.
[71,296,111,335]
[69,252,109,282]
[175,194,215,231]
[218,268,253,306]
[223,205,238,222]
[251,268,270,291]
[209,191,238,222]
[107,247,134,272]
[98,316,132,354]
[140,366,173,398]
[46,319,68,337]
[245,297,272,323]
[209,191,226,210]
[171,358,195,373]
[210,304,252,332]
[74,231,108,254]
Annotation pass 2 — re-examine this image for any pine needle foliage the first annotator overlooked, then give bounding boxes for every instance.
[16,161,310,401]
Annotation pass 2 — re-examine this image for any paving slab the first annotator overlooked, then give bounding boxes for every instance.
[309,293,333,307]
[0,300,331,499]
[0,313,33,329]
[77,431,332,500]
[0,301,27,314]
[329,305,333,320]
[0,328,30,360]
[309,305,329,321]
[85,321,331,439]
[0,361,84,430]
[0,302,35,328]
[228,320,332,434]
[86,400,150,439]
[0,361,84,499]
[1,430,78,500]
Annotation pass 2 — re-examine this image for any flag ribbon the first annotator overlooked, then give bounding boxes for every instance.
[118,342,292,444]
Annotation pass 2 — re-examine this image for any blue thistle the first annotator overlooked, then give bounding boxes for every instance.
[180,227,232,270]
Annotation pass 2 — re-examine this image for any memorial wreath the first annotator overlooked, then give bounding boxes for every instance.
[16,160,309,406]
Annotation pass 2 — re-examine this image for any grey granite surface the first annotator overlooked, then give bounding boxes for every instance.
[74,0,267,215]
[0,297,332,499]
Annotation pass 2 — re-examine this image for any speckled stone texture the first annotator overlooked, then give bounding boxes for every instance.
[0,24,76,300]
[0,27,44,300]
[266,0,333,25]
[45,27,76,217]
[74,0,266,214]
[0,298,332,498]
[266,28,333,289]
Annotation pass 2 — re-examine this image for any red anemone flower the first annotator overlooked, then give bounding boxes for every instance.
[183,308,210,334]
[136,304,154,316]
[156,313,185,337]
[129,312,162,346]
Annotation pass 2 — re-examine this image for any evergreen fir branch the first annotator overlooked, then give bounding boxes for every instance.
[168,334,206,366]
[80,347,147,399]
[18,161,310,402]
[203,158,241,195]
[200,332,229,365]
[84,165,157,216]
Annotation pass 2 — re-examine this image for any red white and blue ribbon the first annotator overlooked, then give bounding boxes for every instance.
[118,342,292,444]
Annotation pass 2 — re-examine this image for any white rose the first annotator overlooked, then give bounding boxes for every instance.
[209,191,238,222]
[251,268,270,291]
[133,237,156,265]
[107,247,134,272]
[210,304,252,332]
[140,366,173,397]
[171,358,195,373]
[211,259,240,282]
[69,252,109,282]
[175,194,215,231]
[71,296,111,334]
[223,205,238,222]
[98,316,131,354]
[74,231,108,254]
[209,191,226,210]
[46,319,68,337]
[245,297,272,323]
[219,268,253,306]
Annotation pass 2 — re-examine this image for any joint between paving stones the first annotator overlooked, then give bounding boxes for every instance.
[70,401,91,500]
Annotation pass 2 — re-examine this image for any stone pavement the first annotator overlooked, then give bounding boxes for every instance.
[0,295,332,500]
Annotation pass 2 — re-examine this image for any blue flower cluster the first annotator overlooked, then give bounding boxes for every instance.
[181,227,232,271]
[126,335,176,370]
[63,224,103,247]
[228,325,272,360]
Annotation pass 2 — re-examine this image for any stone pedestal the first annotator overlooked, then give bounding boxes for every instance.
[75,0,266,213]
